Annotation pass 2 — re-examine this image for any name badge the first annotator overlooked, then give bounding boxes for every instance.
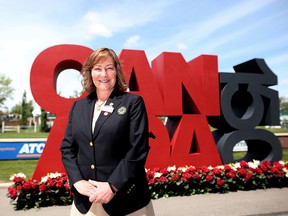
[102,105,114,113]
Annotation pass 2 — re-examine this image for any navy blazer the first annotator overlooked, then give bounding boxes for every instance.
[60,90,151,215]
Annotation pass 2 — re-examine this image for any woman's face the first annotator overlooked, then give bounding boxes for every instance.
[91,56,116,93]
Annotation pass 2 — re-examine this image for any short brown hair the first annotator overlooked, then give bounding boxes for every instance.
[81,48,127,93]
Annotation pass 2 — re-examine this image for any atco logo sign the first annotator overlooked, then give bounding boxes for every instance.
[0,141,45,160]
[30,45,282,180]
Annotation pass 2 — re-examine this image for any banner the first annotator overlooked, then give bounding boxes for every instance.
[0,139,46,160]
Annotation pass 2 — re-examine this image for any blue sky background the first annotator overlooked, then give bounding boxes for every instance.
[0,0,287,113]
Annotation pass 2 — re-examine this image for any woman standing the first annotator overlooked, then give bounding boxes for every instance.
[60,48,154,215]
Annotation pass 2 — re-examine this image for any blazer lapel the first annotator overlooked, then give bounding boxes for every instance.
[82,92,96,138]
[93,93,122,139]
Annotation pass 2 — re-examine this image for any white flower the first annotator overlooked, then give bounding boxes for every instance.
[216,165,224,170]
[41,176,48,183]
[49,172,62,179]
[167,165,176,172]
[154,172,162,178]
[283,168,288,178]
[248,160,260,169]
[233,162,241,169]
[41,172,62,182]
[9,172,26,181]
[208,166,213,170]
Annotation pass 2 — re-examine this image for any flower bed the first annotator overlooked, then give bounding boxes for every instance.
[7,172,73,210]
[7,160,288,210]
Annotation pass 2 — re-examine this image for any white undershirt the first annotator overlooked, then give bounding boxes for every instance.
[92,100,107,133]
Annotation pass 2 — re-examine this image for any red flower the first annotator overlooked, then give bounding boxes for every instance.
[39,184,47,192]
[194,173,201,180]
[212,168,221,175]
[31,181,37,189]
[8,186,17,199]
[157,176,168,183]
[56,180,63,188]
[13,176,25,183]
[146,170,154,179]
[153,167,160,172]
[245,172,253,181]
[259,163,268,172]
[223,164,231,171]
[200,166,209,173]
[61,173,68,181]
[47,179,54,187]
[255,167,263,175]
[149,178,155,185]
[237,168,246,176]
[23,181,31,190]
[16,185,23,191]
[64,182,70,190]
[160,168,169,175]
[226,171,236,179]
[260,161,272,171]
[172,173,179,181]
[205,175,213,182]
[240,160,249,168]
[181,172,192,181]
[217,178,225,186]
[271,167,279,174]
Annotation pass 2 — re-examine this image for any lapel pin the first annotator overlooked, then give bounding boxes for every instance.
[104,112,109,116]
[117,106,127,115]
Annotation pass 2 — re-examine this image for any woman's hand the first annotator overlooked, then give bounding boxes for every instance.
[73,180,97,197]
[88,180,115,204]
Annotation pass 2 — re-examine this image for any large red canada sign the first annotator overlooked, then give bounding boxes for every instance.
[30,44,282,180]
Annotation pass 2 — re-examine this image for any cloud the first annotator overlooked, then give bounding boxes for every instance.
[83,12,114,38]
[266,53,288,68]
[188,0,278,42]
[82,0,176,38]
[123,35,141,48]
[1,0,287,110]
[145,0,279,60]
[176,43,188,51]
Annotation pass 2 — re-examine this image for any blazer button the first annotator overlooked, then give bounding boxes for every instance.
[91,164,95,169]
[89,142,93,147]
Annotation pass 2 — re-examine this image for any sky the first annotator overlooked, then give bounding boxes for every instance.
[0,0,287,114]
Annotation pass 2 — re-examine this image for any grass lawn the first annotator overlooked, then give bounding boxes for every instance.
[0,131,48,139]
[0,160,38,183]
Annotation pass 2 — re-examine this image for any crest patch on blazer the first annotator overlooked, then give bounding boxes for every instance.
[117,106,127,115]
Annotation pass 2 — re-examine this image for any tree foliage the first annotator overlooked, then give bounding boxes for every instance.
[280,96,288,113]
[10,91,34,125]
[0,74,14,107]
[40,108,50,132]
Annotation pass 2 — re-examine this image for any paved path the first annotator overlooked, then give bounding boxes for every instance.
[1,185,288,216]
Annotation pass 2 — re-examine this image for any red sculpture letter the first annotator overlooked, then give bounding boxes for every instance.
[30,44,93,180]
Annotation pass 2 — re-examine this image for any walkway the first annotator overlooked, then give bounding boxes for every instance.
[1,185,288,216]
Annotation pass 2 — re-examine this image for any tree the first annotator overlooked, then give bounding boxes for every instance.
[21,91,28,125]
[0,74,14,107]
[280,96,288,113]
[69,90,82,98]
[9,91,34,125]
[10,104,22,114]
[40,108,49,132]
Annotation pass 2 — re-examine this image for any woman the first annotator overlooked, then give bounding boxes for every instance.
[60,48,155,216]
